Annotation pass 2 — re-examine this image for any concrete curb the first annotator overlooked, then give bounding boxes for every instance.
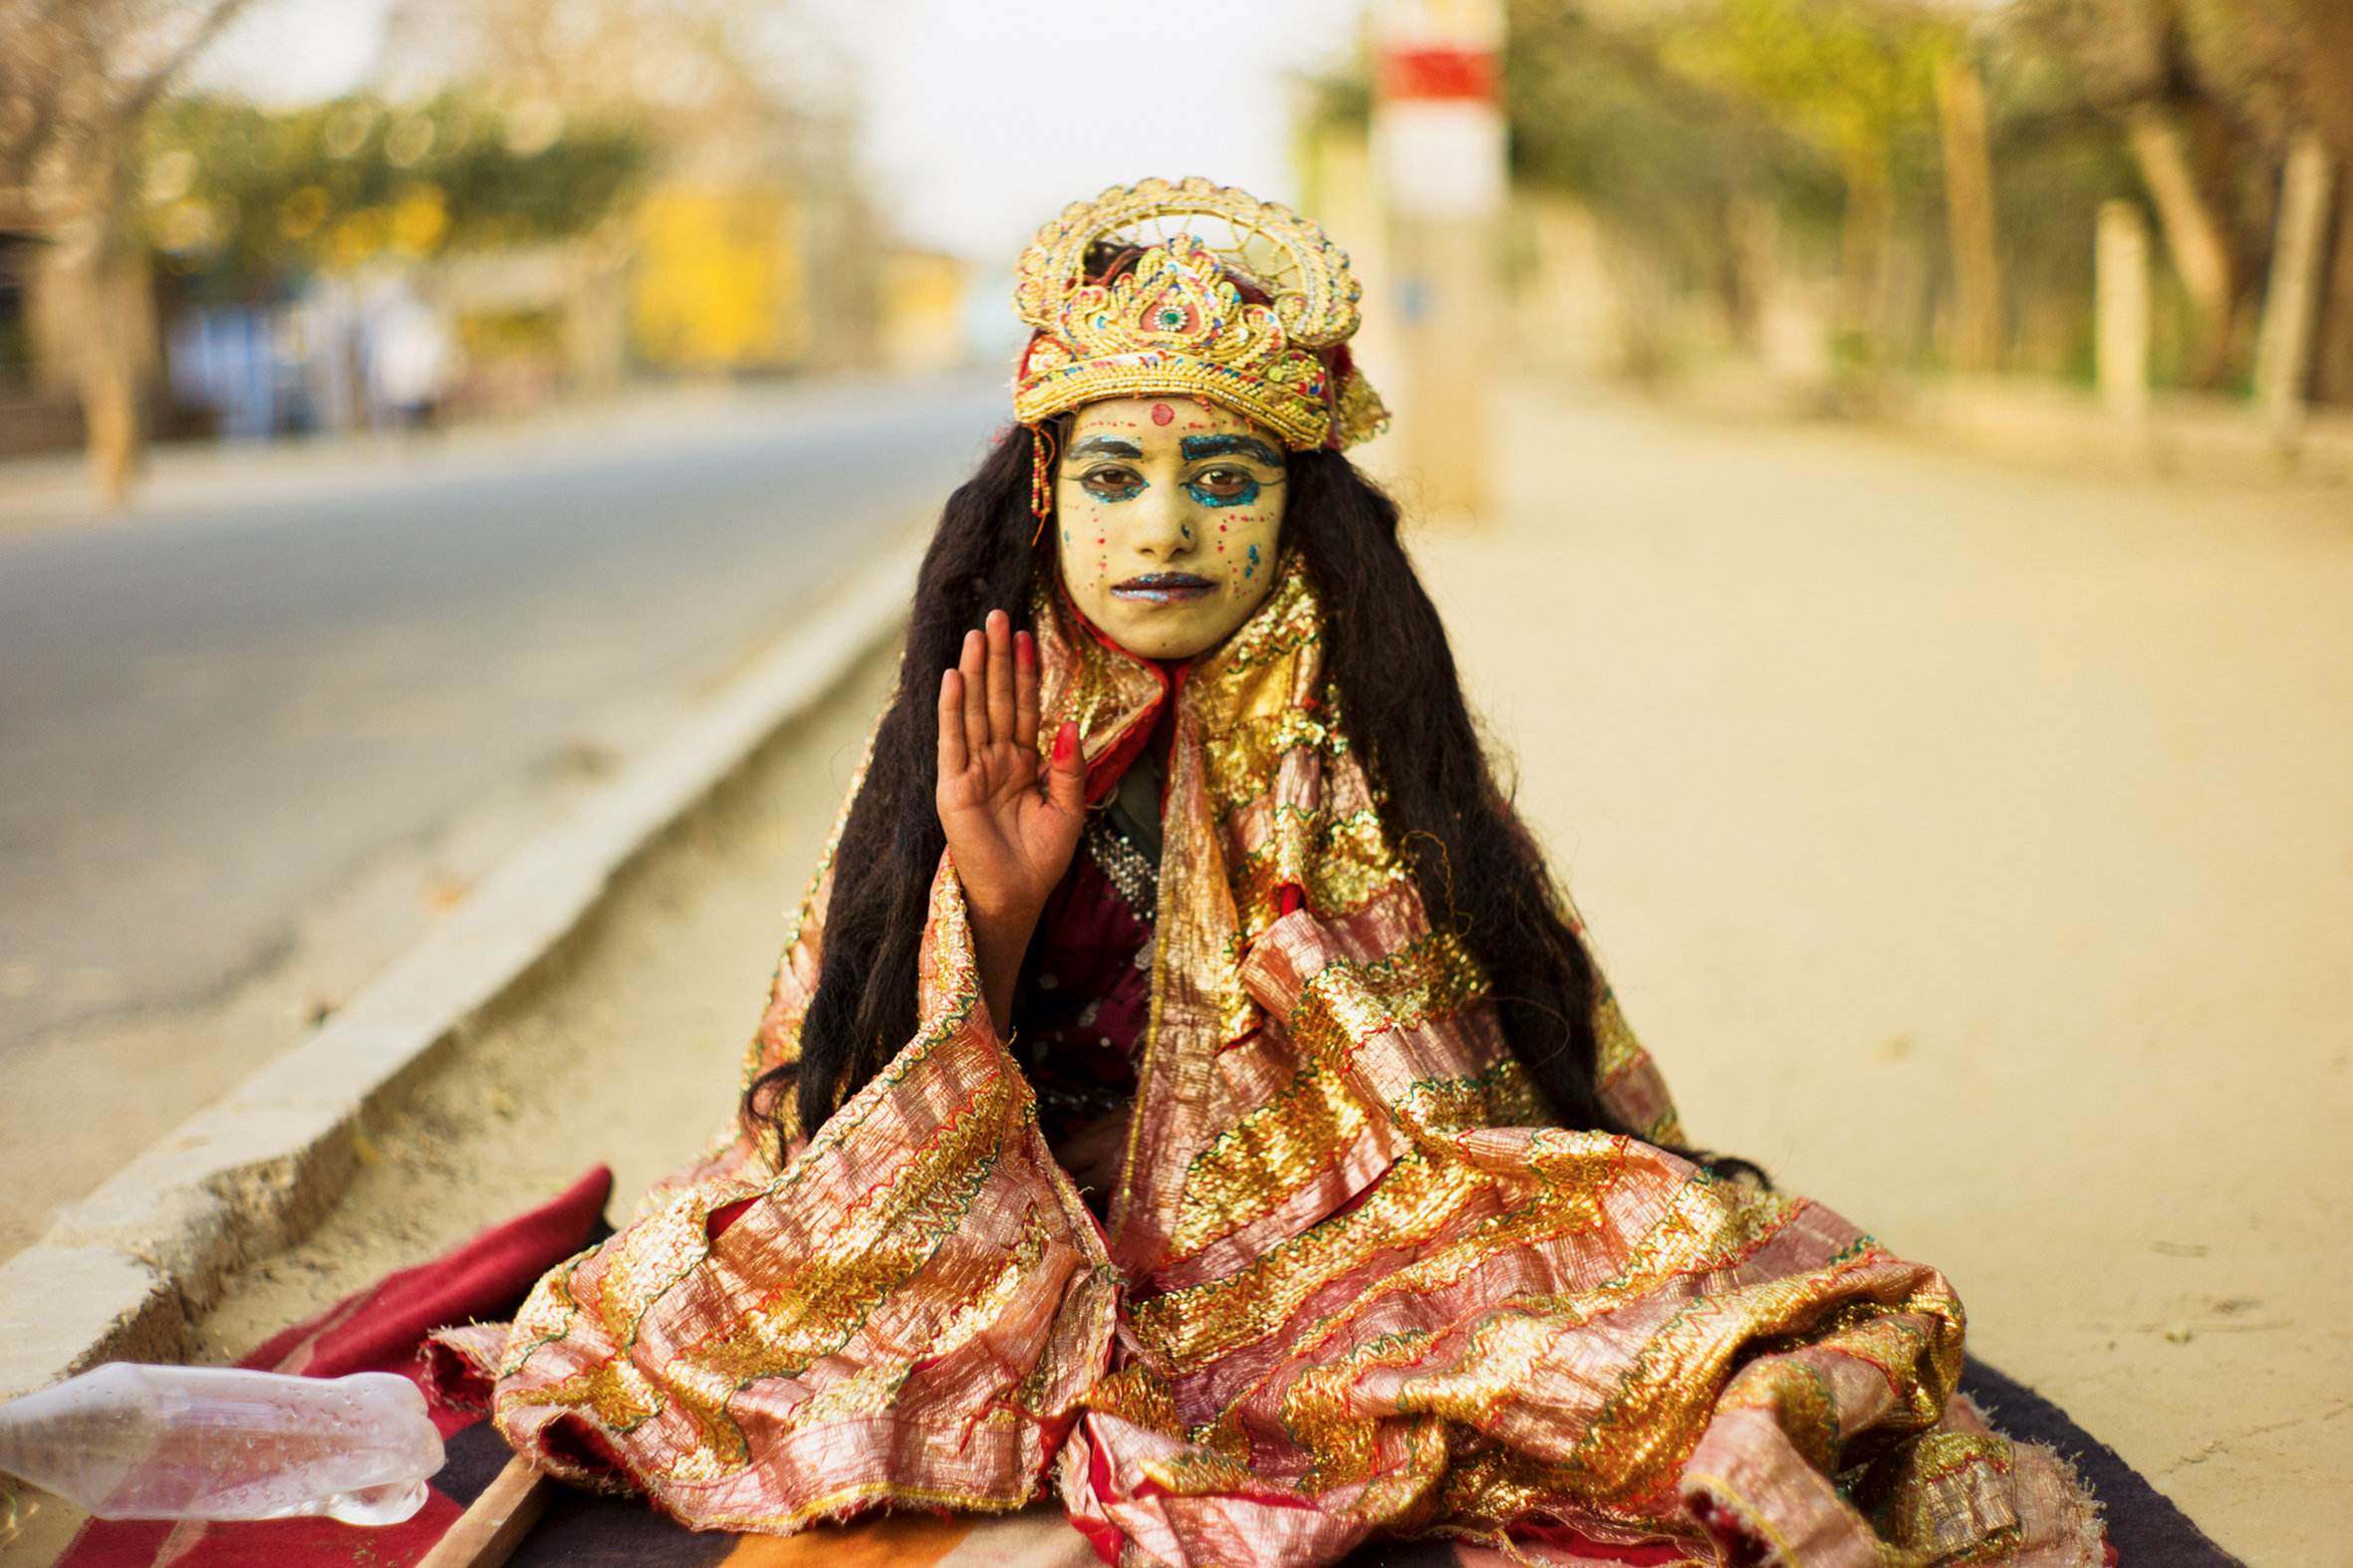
[0,534,924,1403]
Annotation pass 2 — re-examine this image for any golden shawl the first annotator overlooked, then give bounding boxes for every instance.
[458,560,2102,1567]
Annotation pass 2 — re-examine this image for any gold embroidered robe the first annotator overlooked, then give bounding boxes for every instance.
[461,562,2102,1568]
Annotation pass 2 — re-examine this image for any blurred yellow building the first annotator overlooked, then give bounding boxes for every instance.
[623,184,965,379]
[877,250,965,374]
[630,184,810,374]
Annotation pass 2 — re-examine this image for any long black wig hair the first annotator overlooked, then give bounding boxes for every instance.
[746,418,1669,1154]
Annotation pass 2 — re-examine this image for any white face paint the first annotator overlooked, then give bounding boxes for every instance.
[1054,396,1288,660]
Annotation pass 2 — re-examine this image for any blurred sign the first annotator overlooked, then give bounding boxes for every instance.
[1374,0,1505,220]
[1371,0,1504,522]
[1382,47,1497,101]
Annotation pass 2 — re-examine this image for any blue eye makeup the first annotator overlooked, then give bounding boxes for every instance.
[1078,465,1147,501]
[1184,465,1264,508]
[1185,477,1259,508]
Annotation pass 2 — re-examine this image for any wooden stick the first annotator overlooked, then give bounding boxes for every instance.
[416,1453,550,1568]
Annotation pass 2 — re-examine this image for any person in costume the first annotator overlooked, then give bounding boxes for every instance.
[435,180,2103,1567]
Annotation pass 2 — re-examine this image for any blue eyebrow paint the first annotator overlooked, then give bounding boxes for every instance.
[1179,433,1284,467]
[1067,435,1144,459]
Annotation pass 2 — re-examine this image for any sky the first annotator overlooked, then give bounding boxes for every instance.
[189,0,1370,265]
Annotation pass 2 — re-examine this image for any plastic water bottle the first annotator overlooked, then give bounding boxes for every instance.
[0,1363,444,1524]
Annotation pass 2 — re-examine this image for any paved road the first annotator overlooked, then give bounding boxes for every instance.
[0,376,999,1103]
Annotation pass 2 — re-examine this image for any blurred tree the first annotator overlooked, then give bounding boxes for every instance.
[1497,0,2340,406]
[381,0,842,150]
[2276,0,2353,402]
[1507,0,1838,375]
[1662,0,1947,373]
[0,0,250,499]
[2193,0,2353,403]
[1966,23,2138,383]
[141,92,649,284]
[2012,0,2316,389]
[1937,50,2001,374]
[380,0,876,373]
[1511,0,1797,252]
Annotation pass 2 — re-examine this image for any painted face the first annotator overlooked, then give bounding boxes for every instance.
[1054,396,1288,660]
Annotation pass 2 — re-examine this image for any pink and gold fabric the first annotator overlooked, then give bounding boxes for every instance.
[457,561,2102,1567]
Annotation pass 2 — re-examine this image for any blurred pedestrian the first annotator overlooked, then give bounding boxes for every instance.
[363,280,454,430]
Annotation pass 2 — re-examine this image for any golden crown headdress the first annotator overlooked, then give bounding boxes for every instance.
[1010,178,1389,478]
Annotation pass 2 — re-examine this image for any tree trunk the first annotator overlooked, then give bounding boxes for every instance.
[1837,146,1893,374]
[2098,199,2152,420]
[1937,55,2001,375]
[78,306,133,497]
[2252,130,2336,431]
[2284,0,2353,403]
[1726,193,1778,356]
[53,138,149,504]
[2125,103,2235,387]
[2313,179,2353,404]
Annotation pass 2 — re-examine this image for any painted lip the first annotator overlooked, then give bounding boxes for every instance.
[1111,572,1214,605]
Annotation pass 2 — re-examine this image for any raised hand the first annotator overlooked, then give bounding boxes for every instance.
[936,609,1086,1035]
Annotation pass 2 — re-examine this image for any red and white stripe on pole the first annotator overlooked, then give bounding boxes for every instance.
[1373,0,1506,220]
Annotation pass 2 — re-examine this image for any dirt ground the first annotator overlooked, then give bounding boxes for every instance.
[182,639,902,1373]
[147,386,2350,1568]
[1420,387,2351,1566]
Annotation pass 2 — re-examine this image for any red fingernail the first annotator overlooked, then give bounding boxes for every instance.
[1052,722,1076,765]
[1016,631,1033,665]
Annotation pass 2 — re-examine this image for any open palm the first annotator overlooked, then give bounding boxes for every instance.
[935,611,1086,931]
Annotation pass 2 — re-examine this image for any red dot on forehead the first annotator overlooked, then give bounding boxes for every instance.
[1151,402,1175,425]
